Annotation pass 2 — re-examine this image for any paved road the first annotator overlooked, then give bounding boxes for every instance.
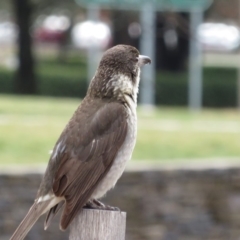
[203,52,240,68]
[1,42,240,69]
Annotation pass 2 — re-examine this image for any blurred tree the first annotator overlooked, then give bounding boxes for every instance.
[155,12,189,71]
[12,0,77,95]
[207,0,238,20]
[13,0,36,94]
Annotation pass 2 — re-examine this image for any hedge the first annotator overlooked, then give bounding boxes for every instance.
[155,68,237,107]
[0,61,237,107]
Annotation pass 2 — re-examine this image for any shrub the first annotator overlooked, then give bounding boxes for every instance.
[0,58,237,108]
[154,68,237,107]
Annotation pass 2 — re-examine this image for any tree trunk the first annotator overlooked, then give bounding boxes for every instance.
[13,0,37,94]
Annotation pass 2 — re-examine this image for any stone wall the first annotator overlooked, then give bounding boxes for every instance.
[1,167,240,240]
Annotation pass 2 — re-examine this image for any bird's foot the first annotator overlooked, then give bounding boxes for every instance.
[83,199,120,211]
[93,199,120,211]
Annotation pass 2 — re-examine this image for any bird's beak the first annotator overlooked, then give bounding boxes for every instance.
[138,55,151,67]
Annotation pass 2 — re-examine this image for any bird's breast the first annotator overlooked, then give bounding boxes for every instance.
[91,109,137,199]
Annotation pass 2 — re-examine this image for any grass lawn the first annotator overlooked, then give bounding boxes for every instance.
[0,94,240,166]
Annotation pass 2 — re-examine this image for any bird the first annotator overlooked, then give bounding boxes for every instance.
[10,44,151,240]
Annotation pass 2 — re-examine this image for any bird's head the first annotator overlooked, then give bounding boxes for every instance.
[88,45,151,104]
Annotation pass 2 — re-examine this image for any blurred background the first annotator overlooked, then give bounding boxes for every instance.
[1,0,240,239]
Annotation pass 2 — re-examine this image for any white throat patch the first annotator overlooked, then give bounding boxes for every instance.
[107,70,141,105]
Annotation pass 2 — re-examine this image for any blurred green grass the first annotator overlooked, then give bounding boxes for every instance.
[0,94,240,165]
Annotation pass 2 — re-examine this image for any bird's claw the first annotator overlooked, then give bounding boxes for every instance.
[83,199,120,212]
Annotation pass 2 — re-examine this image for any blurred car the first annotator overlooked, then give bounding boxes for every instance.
[34,15,70,43]
[198,22,240,52]
[35,28,66,43]
[0,21,17,44]
[71,20,111,49]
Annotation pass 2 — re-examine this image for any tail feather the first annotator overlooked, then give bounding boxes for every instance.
[44,201,65,230]
[10,197,60,240]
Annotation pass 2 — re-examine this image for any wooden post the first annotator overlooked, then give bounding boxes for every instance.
[69,209,126,240]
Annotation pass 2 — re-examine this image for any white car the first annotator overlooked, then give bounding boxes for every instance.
[198,22,240,52]
[0,21,17,44]
[71,21,111,49]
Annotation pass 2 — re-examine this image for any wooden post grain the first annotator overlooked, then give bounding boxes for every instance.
[69,209,126,240]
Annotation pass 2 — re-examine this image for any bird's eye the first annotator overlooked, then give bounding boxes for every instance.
[135,57,139,62]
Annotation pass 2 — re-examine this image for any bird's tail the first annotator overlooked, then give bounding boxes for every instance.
[10,197,59,240]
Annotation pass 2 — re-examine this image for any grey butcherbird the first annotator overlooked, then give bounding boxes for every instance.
[10,44,151,240]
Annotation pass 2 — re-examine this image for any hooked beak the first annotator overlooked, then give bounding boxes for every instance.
[138,55,151,67]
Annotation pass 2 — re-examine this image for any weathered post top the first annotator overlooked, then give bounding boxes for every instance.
[69,209,127,240]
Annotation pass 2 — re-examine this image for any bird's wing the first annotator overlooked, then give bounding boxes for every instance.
[50,101,128,230]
